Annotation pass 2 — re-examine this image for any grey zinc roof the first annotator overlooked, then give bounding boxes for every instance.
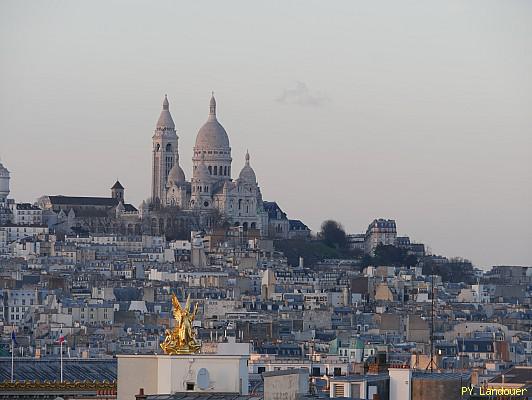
[289,219,309,230]
[412,371,471,381]
[0,358,116,382]
[488,366,532,384]
[47,196,138,212]
[146,394,263,400]
[263,202,287,220]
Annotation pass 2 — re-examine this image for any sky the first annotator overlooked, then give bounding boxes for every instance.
[1,0,531,267]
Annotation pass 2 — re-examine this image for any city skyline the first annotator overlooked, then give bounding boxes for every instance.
[1,0,531,266]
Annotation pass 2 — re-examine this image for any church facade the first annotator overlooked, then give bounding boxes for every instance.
[150,94,268,235]
[31,94,309,240]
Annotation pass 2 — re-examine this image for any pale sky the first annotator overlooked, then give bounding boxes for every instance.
[1,1,531,267]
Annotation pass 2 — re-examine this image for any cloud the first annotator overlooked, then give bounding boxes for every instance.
[275,81,329,107]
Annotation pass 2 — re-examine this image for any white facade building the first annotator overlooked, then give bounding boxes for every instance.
[10,203,43,225]
[365,218,397,254]
[3,289,39,323]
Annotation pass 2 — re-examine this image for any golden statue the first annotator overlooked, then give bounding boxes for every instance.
[160,293,201,355]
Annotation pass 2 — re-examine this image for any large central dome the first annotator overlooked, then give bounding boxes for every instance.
[192,94,232,181]
[194,95,230,149]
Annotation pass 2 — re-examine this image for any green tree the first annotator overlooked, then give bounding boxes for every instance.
[320,220,348,249]
[373,244,407,266]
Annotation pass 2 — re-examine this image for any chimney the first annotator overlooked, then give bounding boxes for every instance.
[135,388,147,400]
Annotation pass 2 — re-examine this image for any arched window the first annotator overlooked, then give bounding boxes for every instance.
[214,166,218,175]
[251,222,256,229]
[238,199,242,210]
[166,143,172,152]
[224,166,227,176]
[208,166,212,175]
[219,166,223,175]
[155,144,160,152]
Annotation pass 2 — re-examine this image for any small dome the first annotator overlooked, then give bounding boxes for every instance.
[195,94,230,149]
[156,95,175,130]
[238,151,257,183]
[167,157,186,186]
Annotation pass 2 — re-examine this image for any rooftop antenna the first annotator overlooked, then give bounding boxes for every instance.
[426,263,437,373]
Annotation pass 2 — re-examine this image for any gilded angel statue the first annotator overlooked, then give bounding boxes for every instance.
[160,293,200,355]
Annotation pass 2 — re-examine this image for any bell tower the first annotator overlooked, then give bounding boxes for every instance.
[152,95,179,204]
[111,180,124,201]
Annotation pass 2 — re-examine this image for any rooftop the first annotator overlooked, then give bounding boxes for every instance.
[0,358,116,382]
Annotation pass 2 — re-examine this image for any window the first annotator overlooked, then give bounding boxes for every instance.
[214,166,218,175]
[186,383,195,391]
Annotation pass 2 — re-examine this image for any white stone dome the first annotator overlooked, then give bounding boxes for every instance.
[156,95,175,130]
[167,157,186,186]
[194,95,230,149]
[238,151,257,183]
